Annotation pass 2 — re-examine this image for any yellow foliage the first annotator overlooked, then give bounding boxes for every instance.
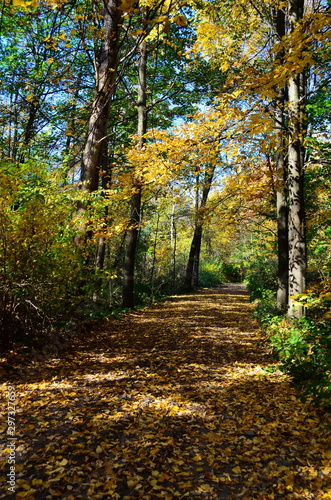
[12,0,38,7]
[118,0,136,12]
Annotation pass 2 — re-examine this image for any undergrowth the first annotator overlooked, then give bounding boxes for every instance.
[252,281,331,408]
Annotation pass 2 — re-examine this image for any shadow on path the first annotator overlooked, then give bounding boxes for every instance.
[1,284,331,500]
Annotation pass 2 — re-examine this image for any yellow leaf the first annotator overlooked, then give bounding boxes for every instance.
[132,29,144,36]
[173,15,188,27]
[199,484,212,492]
[58,458,68,466]
[155,15,167,23]
[118,0,135,12]
[16,479,31,489]
[32,478,43,486]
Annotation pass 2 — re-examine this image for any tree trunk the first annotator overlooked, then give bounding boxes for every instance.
[122,35,147,309]
[93,236,107,303]
[171,204,177,291]
[185,164,215,290]
[276,152,289,307]
[75,0,123,244]
[150,211,160,298]
[185,225,203,290]
[273,8,289,307]
[93,134,112,303]
[122,188,142,309]
[287,0,306,318]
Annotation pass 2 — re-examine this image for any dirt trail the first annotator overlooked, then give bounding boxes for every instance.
[1,285,331,500]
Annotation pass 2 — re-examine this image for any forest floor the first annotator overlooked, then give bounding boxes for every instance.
[1,284,331,500]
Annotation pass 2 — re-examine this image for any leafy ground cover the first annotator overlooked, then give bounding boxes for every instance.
[1,284,331,500]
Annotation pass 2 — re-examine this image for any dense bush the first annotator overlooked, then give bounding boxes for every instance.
[245,256,278,300]
[253,289,286,324]
[255,279,331,407]
[265,315,331,406]
[220,262,243,283]
[199,261,224,287]
[0,161,85,352]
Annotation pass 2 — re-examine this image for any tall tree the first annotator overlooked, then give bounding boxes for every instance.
[287,0,307,318]
[122,31,147,309]
[75,0,123,244]
[185,162,216,290]
[272,7,289,308]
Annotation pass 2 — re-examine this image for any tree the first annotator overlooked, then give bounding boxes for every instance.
[272,6,289,308]
[2,0,331,333]
[122,31,147,309]
[75,0,124,244]
[185,162,216,290]
[287,0,306,318]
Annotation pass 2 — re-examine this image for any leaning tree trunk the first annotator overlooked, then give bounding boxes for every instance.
[287,0,306,318]
[122,36,147,309]
[273,7,289,308]
[75,0,123,245]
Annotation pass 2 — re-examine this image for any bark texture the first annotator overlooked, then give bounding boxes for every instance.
[273,8,289,307]
[75,0,123,245]
[80,0,122,192]
[287,0,306,318]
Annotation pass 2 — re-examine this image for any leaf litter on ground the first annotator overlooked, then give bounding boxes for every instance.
[1,284,331,500]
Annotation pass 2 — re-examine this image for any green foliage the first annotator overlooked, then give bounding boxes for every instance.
[219,262,243,283]
[199,261,223,287]
[253,278,331,406]
[245,256,278,300]
[265,316,331,407]
[253,289,286,324]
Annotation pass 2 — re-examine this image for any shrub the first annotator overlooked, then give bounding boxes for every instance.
[266,316,331,407]
[245,256,277,300]
[253,289,286,324]
[0,161,84,352]
[253,278,331,407]
[220,262,243,283]
[199,261,223,287]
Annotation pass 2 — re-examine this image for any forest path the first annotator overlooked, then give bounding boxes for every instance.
[1,285,331,499]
